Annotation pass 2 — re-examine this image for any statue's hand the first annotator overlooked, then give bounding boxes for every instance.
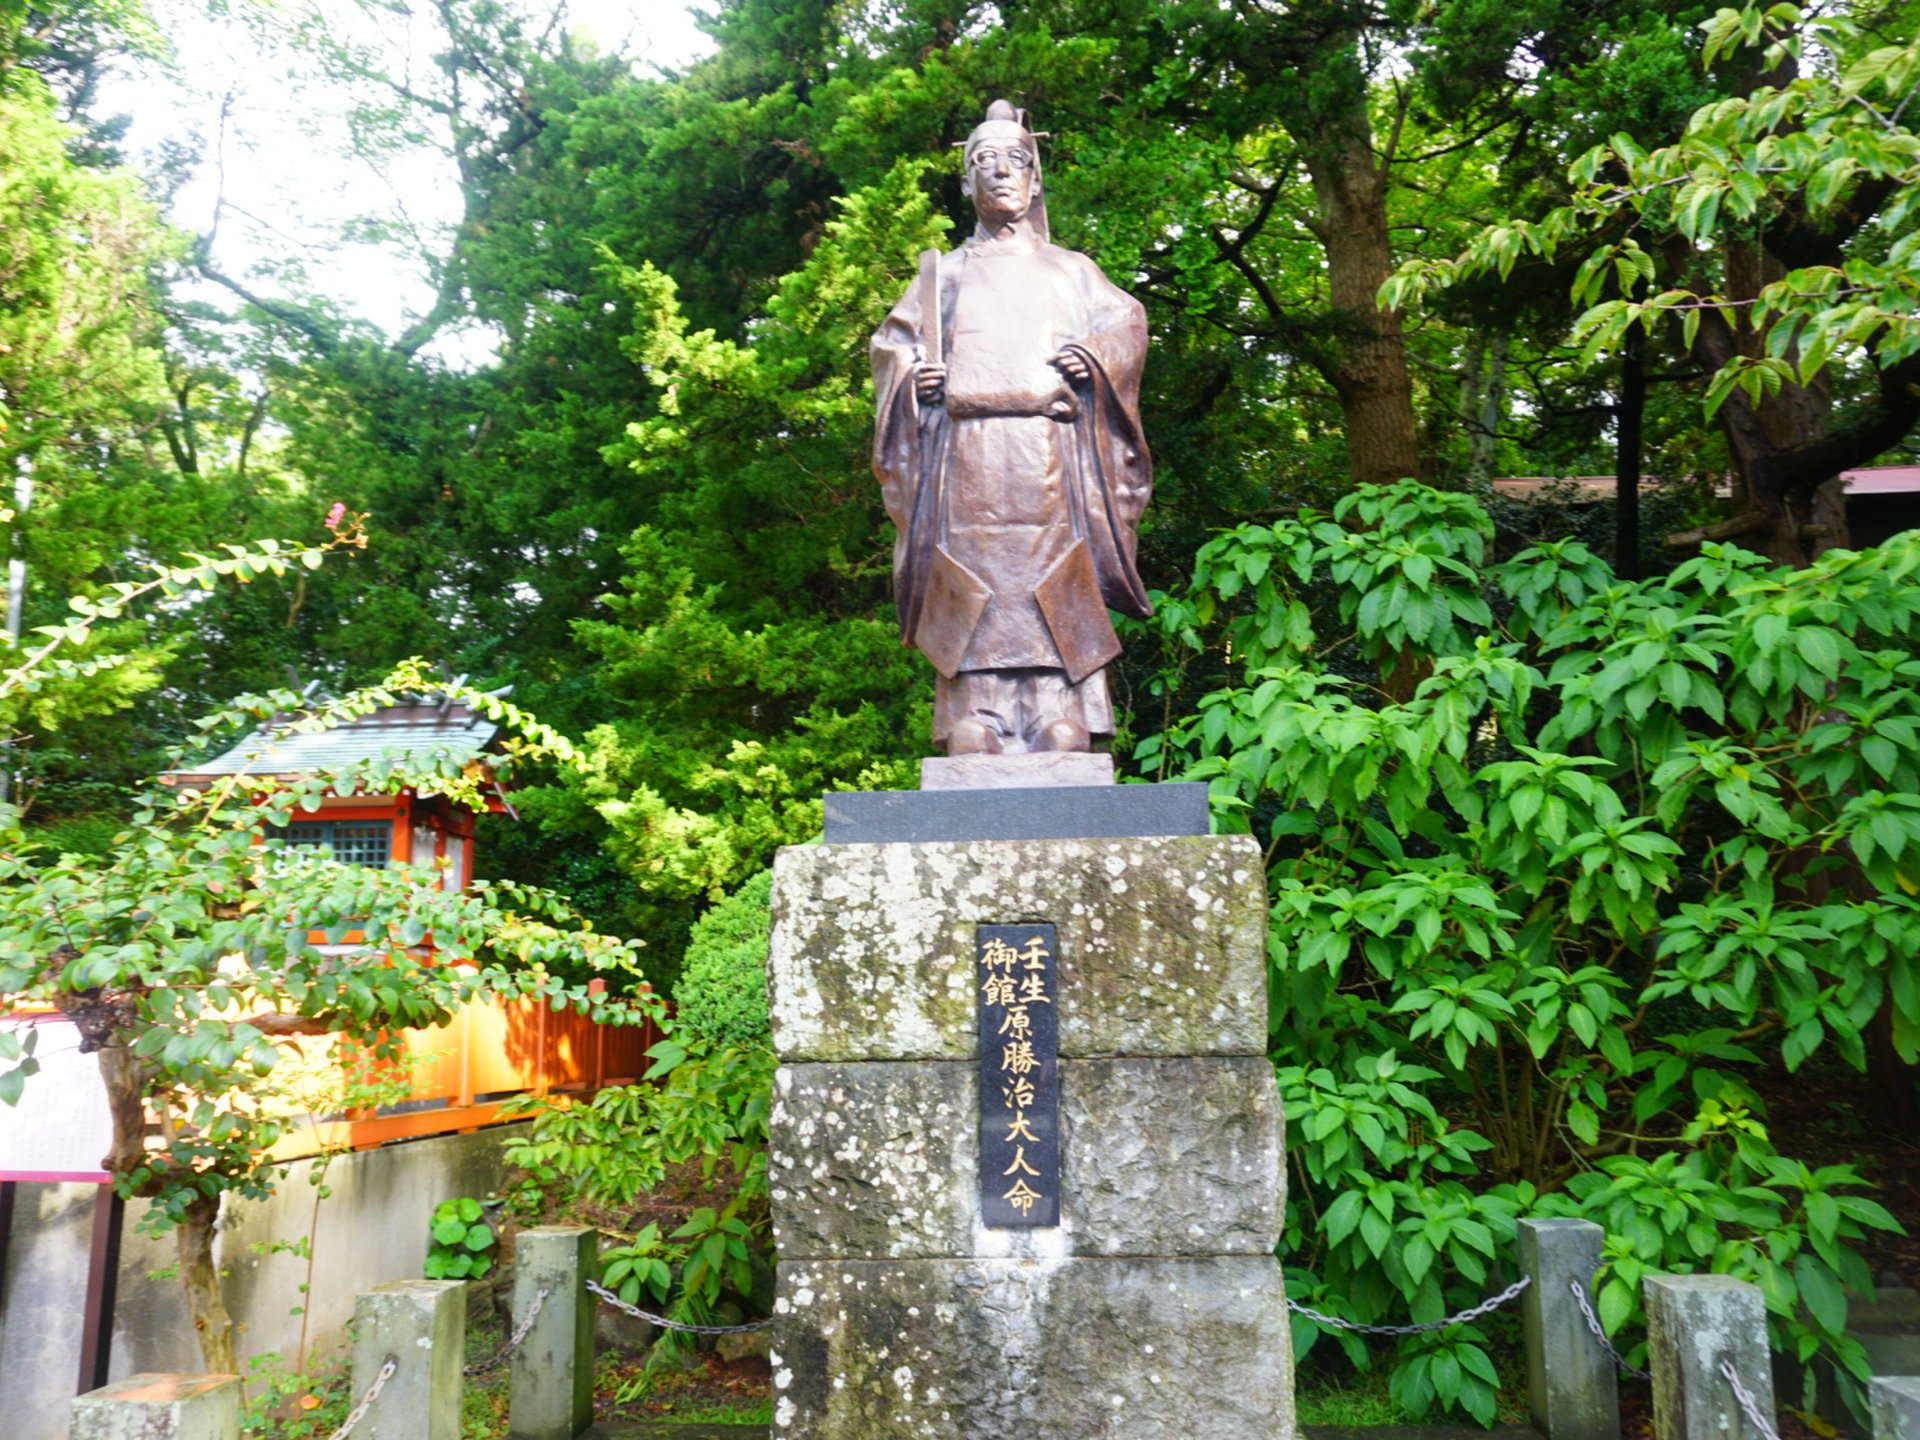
[914,362,947,405]
[1050,349,1091,383]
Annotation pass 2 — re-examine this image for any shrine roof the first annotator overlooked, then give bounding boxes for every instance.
[167,695,503,782]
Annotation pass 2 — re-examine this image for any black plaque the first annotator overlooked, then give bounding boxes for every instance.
[977,923,1060,1227]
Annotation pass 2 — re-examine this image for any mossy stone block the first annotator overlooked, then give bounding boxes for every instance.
[768,835,1266,1062]
[770,1256,1294,1439]
[770,1057,1283,1260]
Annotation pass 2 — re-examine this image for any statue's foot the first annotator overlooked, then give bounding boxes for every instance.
[945,718,1003,755]
[1035,718,1090,753]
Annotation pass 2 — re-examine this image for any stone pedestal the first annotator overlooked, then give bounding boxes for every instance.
[71,1374,240,1440]
[509,1227,595,1440]
[351,1279,466,1440]
[767,832,1293,1440]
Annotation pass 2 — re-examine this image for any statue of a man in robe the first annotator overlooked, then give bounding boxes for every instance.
[872,99,1153,757]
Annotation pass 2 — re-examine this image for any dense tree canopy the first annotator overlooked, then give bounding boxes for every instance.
[2,0,1917,1418]
[0,0,1909,969]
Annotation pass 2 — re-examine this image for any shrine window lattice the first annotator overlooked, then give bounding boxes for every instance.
[266,821,392,868]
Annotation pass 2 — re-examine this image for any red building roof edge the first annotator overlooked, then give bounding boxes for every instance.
[1491,464,1920,498]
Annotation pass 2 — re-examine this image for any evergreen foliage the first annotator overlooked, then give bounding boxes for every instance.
[1384,2,1920,565]
[674,869,774,1048]
[11,0,1913,963]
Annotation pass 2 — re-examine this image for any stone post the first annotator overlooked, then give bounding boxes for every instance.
[1644,1274,1775,1440]
[766,833,1293,1439]
[71,1374,240,1440]
[351,1279,466,1440]
[1872,1376,1920,1440]
[1518,1217,1618,1440]
[509,1226,596,1440]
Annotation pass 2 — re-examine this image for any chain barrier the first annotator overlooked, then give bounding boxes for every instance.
[1285,1273,1531,1336]
[324,1356,396,1440]
[1568,1276,1652,1380]
[1720,1358,1783,1440]
[465,1287,550,1378]
[587,1278,775,1335]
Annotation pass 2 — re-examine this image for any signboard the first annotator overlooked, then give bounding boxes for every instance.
[0,1018,112,1182]
[976,923,1060,1227]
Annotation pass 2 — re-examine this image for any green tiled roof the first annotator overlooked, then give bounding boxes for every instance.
[170,699,501,779]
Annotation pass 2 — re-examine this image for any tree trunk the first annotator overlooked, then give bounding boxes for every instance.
[1866,1003,1920,1136]
[177,1189,238,1374]
[1457,333,1509,482]
[1302,95,1422,490]
[1458,334,1486,442]
[1718,238,1845,565]
[1473,335,1508,482]
[95,1040,152,1177]
[97,1042,237,1372]
[1615,326,1646,580]
[1650,45,1853,565]
[1708,383,1847,568]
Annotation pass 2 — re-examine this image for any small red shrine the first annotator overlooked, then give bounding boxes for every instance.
[165,682,512,887]
[155,677,659,1154]
[3,684,656,1399]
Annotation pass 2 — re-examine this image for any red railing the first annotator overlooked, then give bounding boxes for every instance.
[265,991,663,1161]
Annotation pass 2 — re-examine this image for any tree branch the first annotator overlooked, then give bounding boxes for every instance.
[196,268,339,356]
[1209,180,1282,264]
[1664,510,1771,549]
[1764,176,1898,268]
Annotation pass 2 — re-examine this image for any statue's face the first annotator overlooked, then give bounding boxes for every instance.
[964,129,1036,226]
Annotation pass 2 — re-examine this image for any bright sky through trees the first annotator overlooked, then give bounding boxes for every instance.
[97,0,714,363]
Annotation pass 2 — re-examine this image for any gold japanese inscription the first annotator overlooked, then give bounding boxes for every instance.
[981,937,1020,972]
[978,923,1058,1227]
[1002,1145,1041,1177]
[982,972,1019,1007]
[1003,1179,1044,1216]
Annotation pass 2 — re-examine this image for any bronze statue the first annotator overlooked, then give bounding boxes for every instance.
[872,100,1153,757]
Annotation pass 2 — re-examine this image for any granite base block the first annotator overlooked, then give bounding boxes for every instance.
[768,834,1267,1062]
[920,752,1116,790]
[771,1256,1295,1440]
[821,780,1207,843]
[769,1057,1284,1261]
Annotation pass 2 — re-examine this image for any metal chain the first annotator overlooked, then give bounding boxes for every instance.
[1721,1358,1783,1440]
[1568,1276,1652,1380]
[465,1287,550,1377]
[587,1278,775,1335]
[1286,1273,1531,1336]
[323,1356,395,1440]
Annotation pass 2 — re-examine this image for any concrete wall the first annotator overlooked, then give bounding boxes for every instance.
[1,1128,512,1440]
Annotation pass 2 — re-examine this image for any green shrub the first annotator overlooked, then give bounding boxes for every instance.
[425,1197,496,1280]
[1136,479,1914,1425]
[507,874,778,1341]
[673,870,773,1046]
[20,813,124,861]
[502,1034,774,1355]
